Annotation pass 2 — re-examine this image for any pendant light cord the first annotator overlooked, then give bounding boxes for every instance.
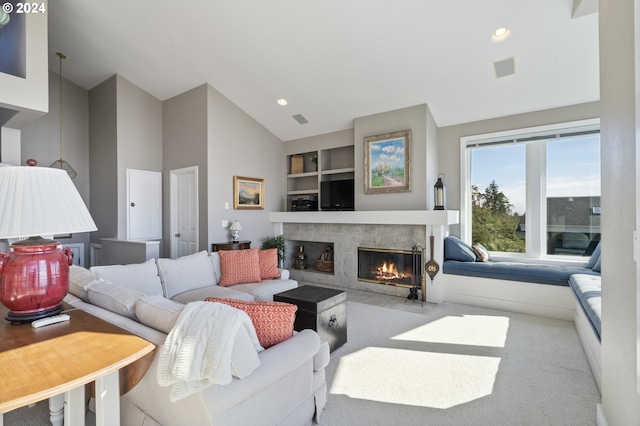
[57,52,66,162]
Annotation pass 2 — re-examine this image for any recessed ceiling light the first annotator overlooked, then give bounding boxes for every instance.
[492,27,511,42]
[277,98,288,106]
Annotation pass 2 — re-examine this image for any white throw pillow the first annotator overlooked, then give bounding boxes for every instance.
[68,265,106,302]
[87,281,145,320]
[91,259,163,296]
[209,252,222,284]
[157,251,217,299]
[135,295,185,334]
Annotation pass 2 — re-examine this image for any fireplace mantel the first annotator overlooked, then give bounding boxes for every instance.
[271,210,459,305]
[270,210,459,226]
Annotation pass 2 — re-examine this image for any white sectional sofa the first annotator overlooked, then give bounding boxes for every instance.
[64,249,329,426]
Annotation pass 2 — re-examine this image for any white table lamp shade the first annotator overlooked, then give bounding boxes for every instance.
[229,221,242,231]
[0,167,97,239]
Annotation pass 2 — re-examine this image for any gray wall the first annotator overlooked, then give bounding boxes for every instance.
[21,70,91,261]
[115,75,163,239]
[89,75,163,243]
[89,76,118,242]
[599,0,639,421]
[206,84,285,247]
[354,104,435,211]
[162,84,209,255]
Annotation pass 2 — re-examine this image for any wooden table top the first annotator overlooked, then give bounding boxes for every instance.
[0,305,155,412]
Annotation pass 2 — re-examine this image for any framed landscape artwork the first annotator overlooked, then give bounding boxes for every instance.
[364,130,411,194]
[234,176,264,209]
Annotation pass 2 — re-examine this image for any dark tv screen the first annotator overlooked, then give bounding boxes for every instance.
[321,179,354,210]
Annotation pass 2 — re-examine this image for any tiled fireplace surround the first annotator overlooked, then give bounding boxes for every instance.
[271,211,459,303]
[284,223,427,299]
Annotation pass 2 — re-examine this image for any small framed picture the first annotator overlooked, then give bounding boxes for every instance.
[364,130,411,194]
[234,176,264,210]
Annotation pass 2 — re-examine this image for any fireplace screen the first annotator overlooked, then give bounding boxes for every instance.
[357,247,421,288]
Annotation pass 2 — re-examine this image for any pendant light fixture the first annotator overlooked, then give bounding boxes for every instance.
[49,51,77,179]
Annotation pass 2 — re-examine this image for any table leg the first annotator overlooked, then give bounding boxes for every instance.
[64,386,85,425]
[95,371,120,426]
[49,394,64,426]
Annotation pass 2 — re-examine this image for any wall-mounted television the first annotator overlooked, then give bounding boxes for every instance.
[320,179,354,211]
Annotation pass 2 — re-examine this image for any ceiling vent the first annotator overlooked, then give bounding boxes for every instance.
[292,114,309,125]
[494,57,516,78]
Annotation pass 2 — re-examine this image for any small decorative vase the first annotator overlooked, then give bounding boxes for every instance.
[294,245,307,269]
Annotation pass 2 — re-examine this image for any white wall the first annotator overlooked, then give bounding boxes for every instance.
[0,2,48,128]
[599,0,640,422]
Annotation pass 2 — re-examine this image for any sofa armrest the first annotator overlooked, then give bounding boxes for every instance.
[199,329,321,416]
[278,269,290,280]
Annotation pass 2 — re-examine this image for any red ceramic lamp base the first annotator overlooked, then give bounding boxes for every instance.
[0,237,73,323]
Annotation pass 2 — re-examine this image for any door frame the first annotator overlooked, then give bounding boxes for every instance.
[170,166,199,259]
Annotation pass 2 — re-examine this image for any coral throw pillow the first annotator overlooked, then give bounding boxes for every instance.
[258,248,281,280]
[205,298,297,348]
[219,248,262,287]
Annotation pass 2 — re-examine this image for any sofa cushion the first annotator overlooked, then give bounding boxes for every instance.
[219,248,262,287]
[205,298,297,348]
[157,251,217,299]
[172,285,256,304]
[258,248,281,280]
[87,281,145,320]
[209,252,222,283]
[91,259,163,296]
[230,279,298,302]
[569,274,602,340]
[444,236,477,262]
[68,265,106,302]
[135,295,185,334]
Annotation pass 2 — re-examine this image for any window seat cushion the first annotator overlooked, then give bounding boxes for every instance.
[569,274,602,341]
[443,259,600,286]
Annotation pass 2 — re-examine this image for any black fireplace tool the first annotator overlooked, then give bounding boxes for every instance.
[406,245,424,307]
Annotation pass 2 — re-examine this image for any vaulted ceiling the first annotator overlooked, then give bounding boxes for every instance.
[48,0,599,141]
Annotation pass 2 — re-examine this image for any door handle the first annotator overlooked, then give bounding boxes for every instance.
[175,233,181,237]
[130,202,135,207]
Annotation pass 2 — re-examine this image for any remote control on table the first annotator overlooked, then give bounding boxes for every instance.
[31,314,70,328]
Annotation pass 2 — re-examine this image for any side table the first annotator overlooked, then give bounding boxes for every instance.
[0,304,154,426]
[211,240,251,251]
[274,285,347,352]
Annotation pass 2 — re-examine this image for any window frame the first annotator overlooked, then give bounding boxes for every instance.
[459,118,600,263]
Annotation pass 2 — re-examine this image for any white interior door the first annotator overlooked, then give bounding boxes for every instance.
[127,169,162,240]
[170,166,198,258]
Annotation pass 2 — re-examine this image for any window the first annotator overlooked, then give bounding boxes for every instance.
[461,119,600,260]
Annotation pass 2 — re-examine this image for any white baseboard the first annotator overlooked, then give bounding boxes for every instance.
[597,403,607,426]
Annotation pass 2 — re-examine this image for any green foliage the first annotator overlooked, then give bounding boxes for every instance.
[472,181,524,253]
[261,235,286,263]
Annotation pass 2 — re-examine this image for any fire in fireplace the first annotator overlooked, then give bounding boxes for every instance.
[357,247,421,288]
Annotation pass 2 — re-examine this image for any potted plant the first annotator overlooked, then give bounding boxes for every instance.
[261,235,286,268]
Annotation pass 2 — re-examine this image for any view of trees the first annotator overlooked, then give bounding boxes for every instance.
[472,180,525,252]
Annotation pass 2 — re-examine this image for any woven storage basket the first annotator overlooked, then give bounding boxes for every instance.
[291,155,304,174]
[315,259,334,273]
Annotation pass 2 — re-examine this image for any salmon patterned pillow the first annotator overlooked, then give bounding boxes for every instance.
[258,248,281,280]
[219,248,262,287]
[205,298,297,348]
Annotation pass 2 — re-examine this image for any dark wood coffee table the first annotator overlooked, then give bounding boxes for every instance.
[274,285,347,352]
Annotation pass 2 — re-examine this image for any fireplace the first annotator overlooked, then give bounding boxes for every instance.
[357,247,422,289]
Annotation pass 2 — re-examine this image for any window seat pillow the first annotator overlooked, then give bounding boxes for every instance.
[443,260,600,286]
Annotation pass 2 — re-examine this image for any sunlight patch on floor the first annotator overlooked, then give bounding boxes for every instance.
[392,315,509,348]
[330,347,501,409]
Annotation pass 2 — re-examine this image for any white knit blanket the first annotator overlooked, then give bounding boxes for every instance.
[157,301,262,401]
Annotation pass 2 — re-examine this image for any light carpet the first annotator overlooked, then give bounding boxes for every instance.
[320,301,600,426]
[4,300,600,425]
